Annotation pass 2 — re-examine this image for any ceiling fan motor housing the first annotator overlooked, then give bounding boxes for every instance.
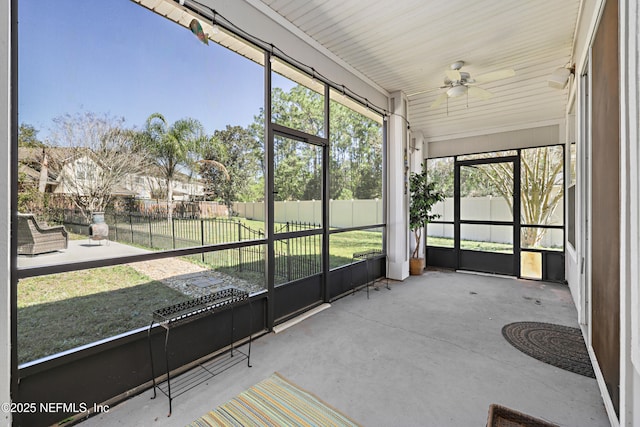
[424,60,515,108]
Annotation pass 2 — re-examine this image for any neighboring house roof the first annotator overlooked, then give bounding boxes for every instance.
[111,185,138,196]
[19,145,203,198]
[18,147,60,186]
[136,164,201,185]
[18,163,41,182]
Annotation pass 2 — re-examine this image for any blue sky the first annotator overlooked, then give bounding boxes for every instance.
[19,0,292,141]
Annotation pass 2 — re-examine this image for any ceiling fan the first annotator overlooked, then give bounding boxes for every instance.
[409,61,516,109]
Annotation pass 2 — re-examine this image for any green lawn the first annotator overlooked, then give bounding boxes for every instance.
[329,230,382,267]
[20,216,382,363]
[428,236,513,253]
[427,236,562,252]
[18,265,188,364]
[23,215,564,364]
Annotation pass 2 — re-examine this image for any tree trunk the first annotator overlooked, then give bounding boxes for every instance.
[412,228,422,259]
[167,179,173,222]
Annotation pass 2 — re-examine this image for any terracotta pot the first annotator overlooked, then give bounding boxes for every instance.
[409,257,425,275]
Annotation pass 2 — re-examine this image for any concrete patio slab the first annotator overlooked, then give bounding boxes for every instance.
[17,239,150,269]
[80,270,610,427]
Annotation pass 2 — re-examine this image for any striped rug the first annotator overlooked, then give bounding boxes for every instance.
[188,372,361,427]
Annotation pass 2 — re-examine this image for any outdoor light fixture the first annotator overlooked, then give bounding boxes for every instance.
[548,64,574,89]
[189,18,209,45]
[446,85,467,98]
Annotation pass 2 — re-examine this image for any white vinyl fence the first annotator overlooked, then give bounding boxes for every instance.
[233,199,384,228]
[233,196,563,247]
[427,196,564,248]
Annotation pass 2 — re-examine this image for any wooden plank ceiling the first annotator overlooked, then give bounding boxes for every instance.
[254,0,580,141]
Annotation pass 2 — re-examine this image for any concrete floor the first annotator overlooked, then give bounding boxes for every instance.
[81,270,609,427]
[17,240,150,269]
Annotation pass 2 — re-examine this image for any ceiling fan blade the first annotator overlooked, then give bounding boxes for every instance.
[430,92,449,109]
[473,68,516,83]
[468,86,494,100]
[445,69,461,81]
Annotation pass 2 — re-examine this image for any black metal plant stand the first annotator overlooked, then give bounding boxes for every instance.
[147,288,252,416]
[351,249,390,298]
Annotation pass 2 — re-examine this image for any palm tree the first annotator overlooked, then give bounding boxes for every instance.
[139,113,205,221]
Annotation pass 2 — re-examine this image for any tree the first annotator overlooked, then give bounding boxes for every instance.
[518,147,564,247]
[138,113,207,220]
[18,123,44,148]
[17,123,45,213]
[425,149,564,248]
[271,85,325,136]
[273,135,322,201]
[252,85,383,201]
[49,112,146,220]
[410,162,444,259]
[329,99,383,200]
[200,125,258,211]
[478,147,564,247]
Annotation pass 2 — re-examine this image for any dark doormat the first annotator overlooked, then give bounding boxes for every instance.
[487,403,560,427]
[502,322,595,378]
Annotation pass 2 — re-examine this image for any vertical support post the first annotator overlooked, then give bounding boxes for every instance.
[382,118,388,274]
[322,83,330,302]
[6,3,18,423]
[386,91,410,280]
[201,218,205,263]
[454,159,461,269]
[163,328,172,416]
[265,50,275,331]
[147,322,157,400]
[247,297,253,367]
[230,306,235,357]
[149,215,153,248]
[513,155,521,277]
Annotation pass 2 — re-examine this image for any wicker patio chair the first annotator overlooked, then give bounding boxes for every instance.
[17,213,68,255]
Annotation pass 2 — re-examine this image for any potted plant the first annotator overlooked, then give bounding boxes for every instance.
[409,162,444,275]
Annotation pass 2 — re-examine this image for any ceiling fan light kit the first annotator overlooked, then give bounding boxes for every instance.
[420,60,516,110]
[446,85,467,98]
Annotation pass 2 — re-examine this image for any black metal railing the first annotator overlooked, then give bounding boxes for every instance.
[59,209,321,284]
[275,221,321,283]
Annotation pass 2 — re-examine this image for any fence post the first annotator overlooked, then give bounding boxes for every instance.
[148,215,153,248]
[286,222,291,281]
[238,221,243,272]
[201,218,205,263]
[172,217,176,249]
[129,214,134,244]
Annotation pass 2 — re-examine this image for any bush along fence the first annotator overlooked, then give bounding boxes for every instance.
[60,209,320,283]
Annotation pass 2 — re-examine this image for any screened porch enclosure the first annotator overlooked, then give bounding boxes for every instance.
[426,145,565,282]
[13,1,386,425]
